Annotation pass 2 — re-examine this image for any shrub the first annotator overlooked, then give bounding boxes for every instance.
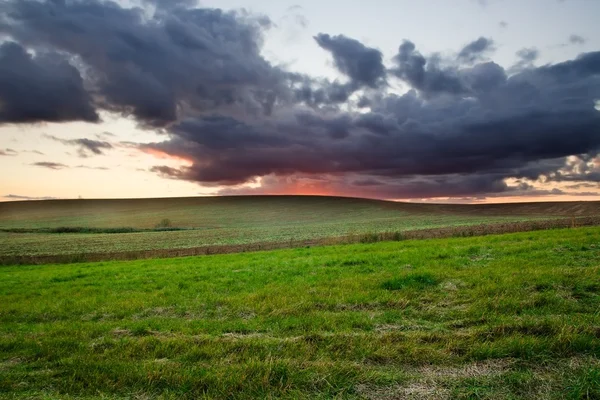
[51,227,136,234]
[391,231,404,241]
[359,232,380,243]
[155,218,173,229]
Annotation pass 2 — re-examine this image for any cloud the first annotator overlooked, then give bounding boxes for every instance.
[30,162,69,170]
[149,165,186,179]
[214,173,513,199]
[3,194,59,200]
[136,48,600,198]
[23,150,44,155]
[44,134,113,157]
[0,0,284,126]
[569,34,586,45]
[0,148,17,156]
[95,132,116,140]
[144,0,200,10]
[285,5,309,29]
[212,174,581,200]
[540,155,600,183]
[511,48,539,72]
[0,0,599,200]
[314,33,386,88]
[0,42,99,124]
[75,165,110,170]
[457,37,495,64]
[278,5,309,43]
[391,40,467,96]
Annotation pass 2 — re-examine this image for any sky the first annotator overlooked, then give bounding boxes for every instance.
[0,0,599,203]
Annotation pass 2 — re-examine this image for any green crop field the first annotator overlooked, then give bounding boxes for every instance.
[1,227,599,399]
[1,196,599,262]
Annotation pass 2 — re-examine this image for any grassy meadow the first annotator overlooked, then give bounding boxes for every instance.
[1,227,599,399]
[1,196,599,262]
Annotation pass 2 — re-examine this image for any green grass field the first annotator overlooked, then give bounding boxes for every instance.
[1,196,598,261]
[1,227,599,399]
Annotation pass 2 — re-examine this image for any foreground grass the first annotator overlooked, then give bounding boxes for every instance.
[1,227,599,399]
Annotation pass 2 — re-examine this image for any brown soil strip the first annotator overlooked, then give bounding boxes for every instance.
[2,216,599,266]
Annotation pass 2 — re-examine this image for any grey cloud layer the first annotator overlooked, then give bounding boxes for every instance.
[1,0,599,198]
[29,161,108,171]
[0,0,283,126]
[31,162,69,170]
[314,33,386,88]
[457,37,495,64]
[569,34,586,45]
[0,42,98,123]
[3,194,59,200]
[44,134,113,157]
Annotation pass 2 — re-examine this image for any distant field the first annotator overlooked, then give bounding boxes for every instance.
[1,227,599,399]
[2,196,599,230]
[1,196,599,262]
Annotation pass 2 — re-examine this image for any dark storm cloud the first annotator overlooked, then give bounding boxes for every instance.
[289,38,386,108]
[541,155,600,183]
[569,34,586,45]
[216,173,513,199]
[138,48,600,197]
[143,0,199,10]
[391,40,467,96]
[0,0,285,126]
[0,148,17,156]
[459,62,507,94]
[457,37,495,64]
[214,173,582,200]
[0,0,599,199]
[31,162,69,170]
[217,173,598,200]
[169,115,290,149]
[0,42,98,124]
[44,135,113,157]
[291,79,357,108]
[314,33,386,88]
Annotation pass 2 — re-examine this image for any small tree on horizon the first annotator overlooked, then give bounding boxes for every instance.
[155,218,173,229]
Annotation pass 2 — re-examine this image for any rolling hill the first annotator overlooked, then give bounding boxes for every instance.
[1,196,599,263]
